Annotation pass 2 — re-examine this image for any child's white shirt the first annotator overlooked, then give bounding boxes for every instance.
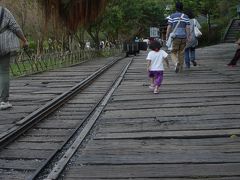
[146,50,168,71]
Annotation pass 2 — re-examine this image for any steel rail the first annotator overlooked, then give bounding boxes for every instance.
[34,57,133,180]
[28,57,132,180]
[0,56,123,149]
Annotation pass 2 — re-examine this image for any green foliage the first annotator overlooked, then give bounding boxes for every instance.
[96,0,167,41]
[27,38,37,53]
[176,0,240,45]
[4,0,240,51]
[177,0,239,17]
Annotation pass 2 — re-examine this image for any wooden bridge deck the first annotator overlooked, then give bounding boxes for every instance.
[0,43,240,179]
[62,43,240,179]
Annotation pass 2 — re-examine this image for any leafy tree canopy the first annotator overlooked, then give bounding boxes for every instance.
[99,0,167,41]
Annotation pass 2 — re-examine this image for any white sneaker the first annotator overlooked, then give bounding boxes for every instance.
[153,88,159,94]
[0,102,13,110]
[149,85,155,90]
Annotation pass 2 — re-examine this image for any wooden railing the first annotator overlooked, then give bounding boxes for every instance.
[10,48,123,77]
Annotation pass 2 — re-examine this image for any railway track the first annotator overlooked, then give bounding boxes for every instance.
[0,55,133,180]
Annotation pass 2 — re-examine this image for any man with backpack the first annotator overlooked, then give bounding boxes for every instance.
[166,2,190,73]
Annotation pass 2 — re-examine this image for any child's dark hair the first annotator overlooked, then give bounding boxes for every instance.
[149,40,162,51]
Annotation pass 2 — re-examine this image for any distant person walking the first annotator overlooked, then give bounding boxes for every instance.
[227,38,240,67]
[184,9,201,68]
[166,2,190,73]
[0,6,28,110]
[146,40,169,94]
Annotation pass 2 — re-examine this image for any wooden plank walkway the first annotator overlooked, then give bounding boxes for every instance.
[62,43,240,179]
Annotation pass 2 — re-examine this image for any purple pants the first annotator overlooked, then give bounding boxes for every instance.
[148,71,164,86]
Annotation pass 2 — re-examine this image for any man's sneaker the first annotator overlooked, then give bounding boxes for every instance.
[175,63,180,73]
[0,102,13,110]
[191,60,197,66]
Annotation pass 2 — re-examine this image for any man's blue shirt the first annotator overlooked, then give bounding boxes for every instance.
[168,12,190,39]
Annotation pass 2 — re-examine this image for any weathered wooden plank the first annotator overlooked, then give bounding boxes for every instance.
[35,120,83,129]
[0,170,31,180]
[111,92,240,101]
[6,142,62,150]
[63,178,240,180]
[102,105,239,119]
[58,107,93,111]
[0,149,52,159]
[95,129,240,139]
[17,135,67,142]
[97,118,240,133]
[45,116,86,120]
[82,138,240,154]
[76,152,240,164]
[0,113,28,121]
[105,99,240,110]
[27,129,73,136]
[87,137,240,147]
[0,159,44,170]
[64,163,240,178]
[52,111,89,116]
[80,146,240,154]
[100,114,240,123]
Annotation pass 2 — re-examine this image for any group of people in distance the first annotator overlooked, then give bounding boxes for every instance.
[146,1,239,94]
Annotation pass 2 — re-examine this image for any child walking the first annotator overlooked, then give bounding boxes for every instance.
[146,40,169,94]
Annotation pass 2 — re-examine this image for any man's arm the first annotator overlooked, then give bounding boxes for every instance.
[15,30,28,47]
[166,25,172,40]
